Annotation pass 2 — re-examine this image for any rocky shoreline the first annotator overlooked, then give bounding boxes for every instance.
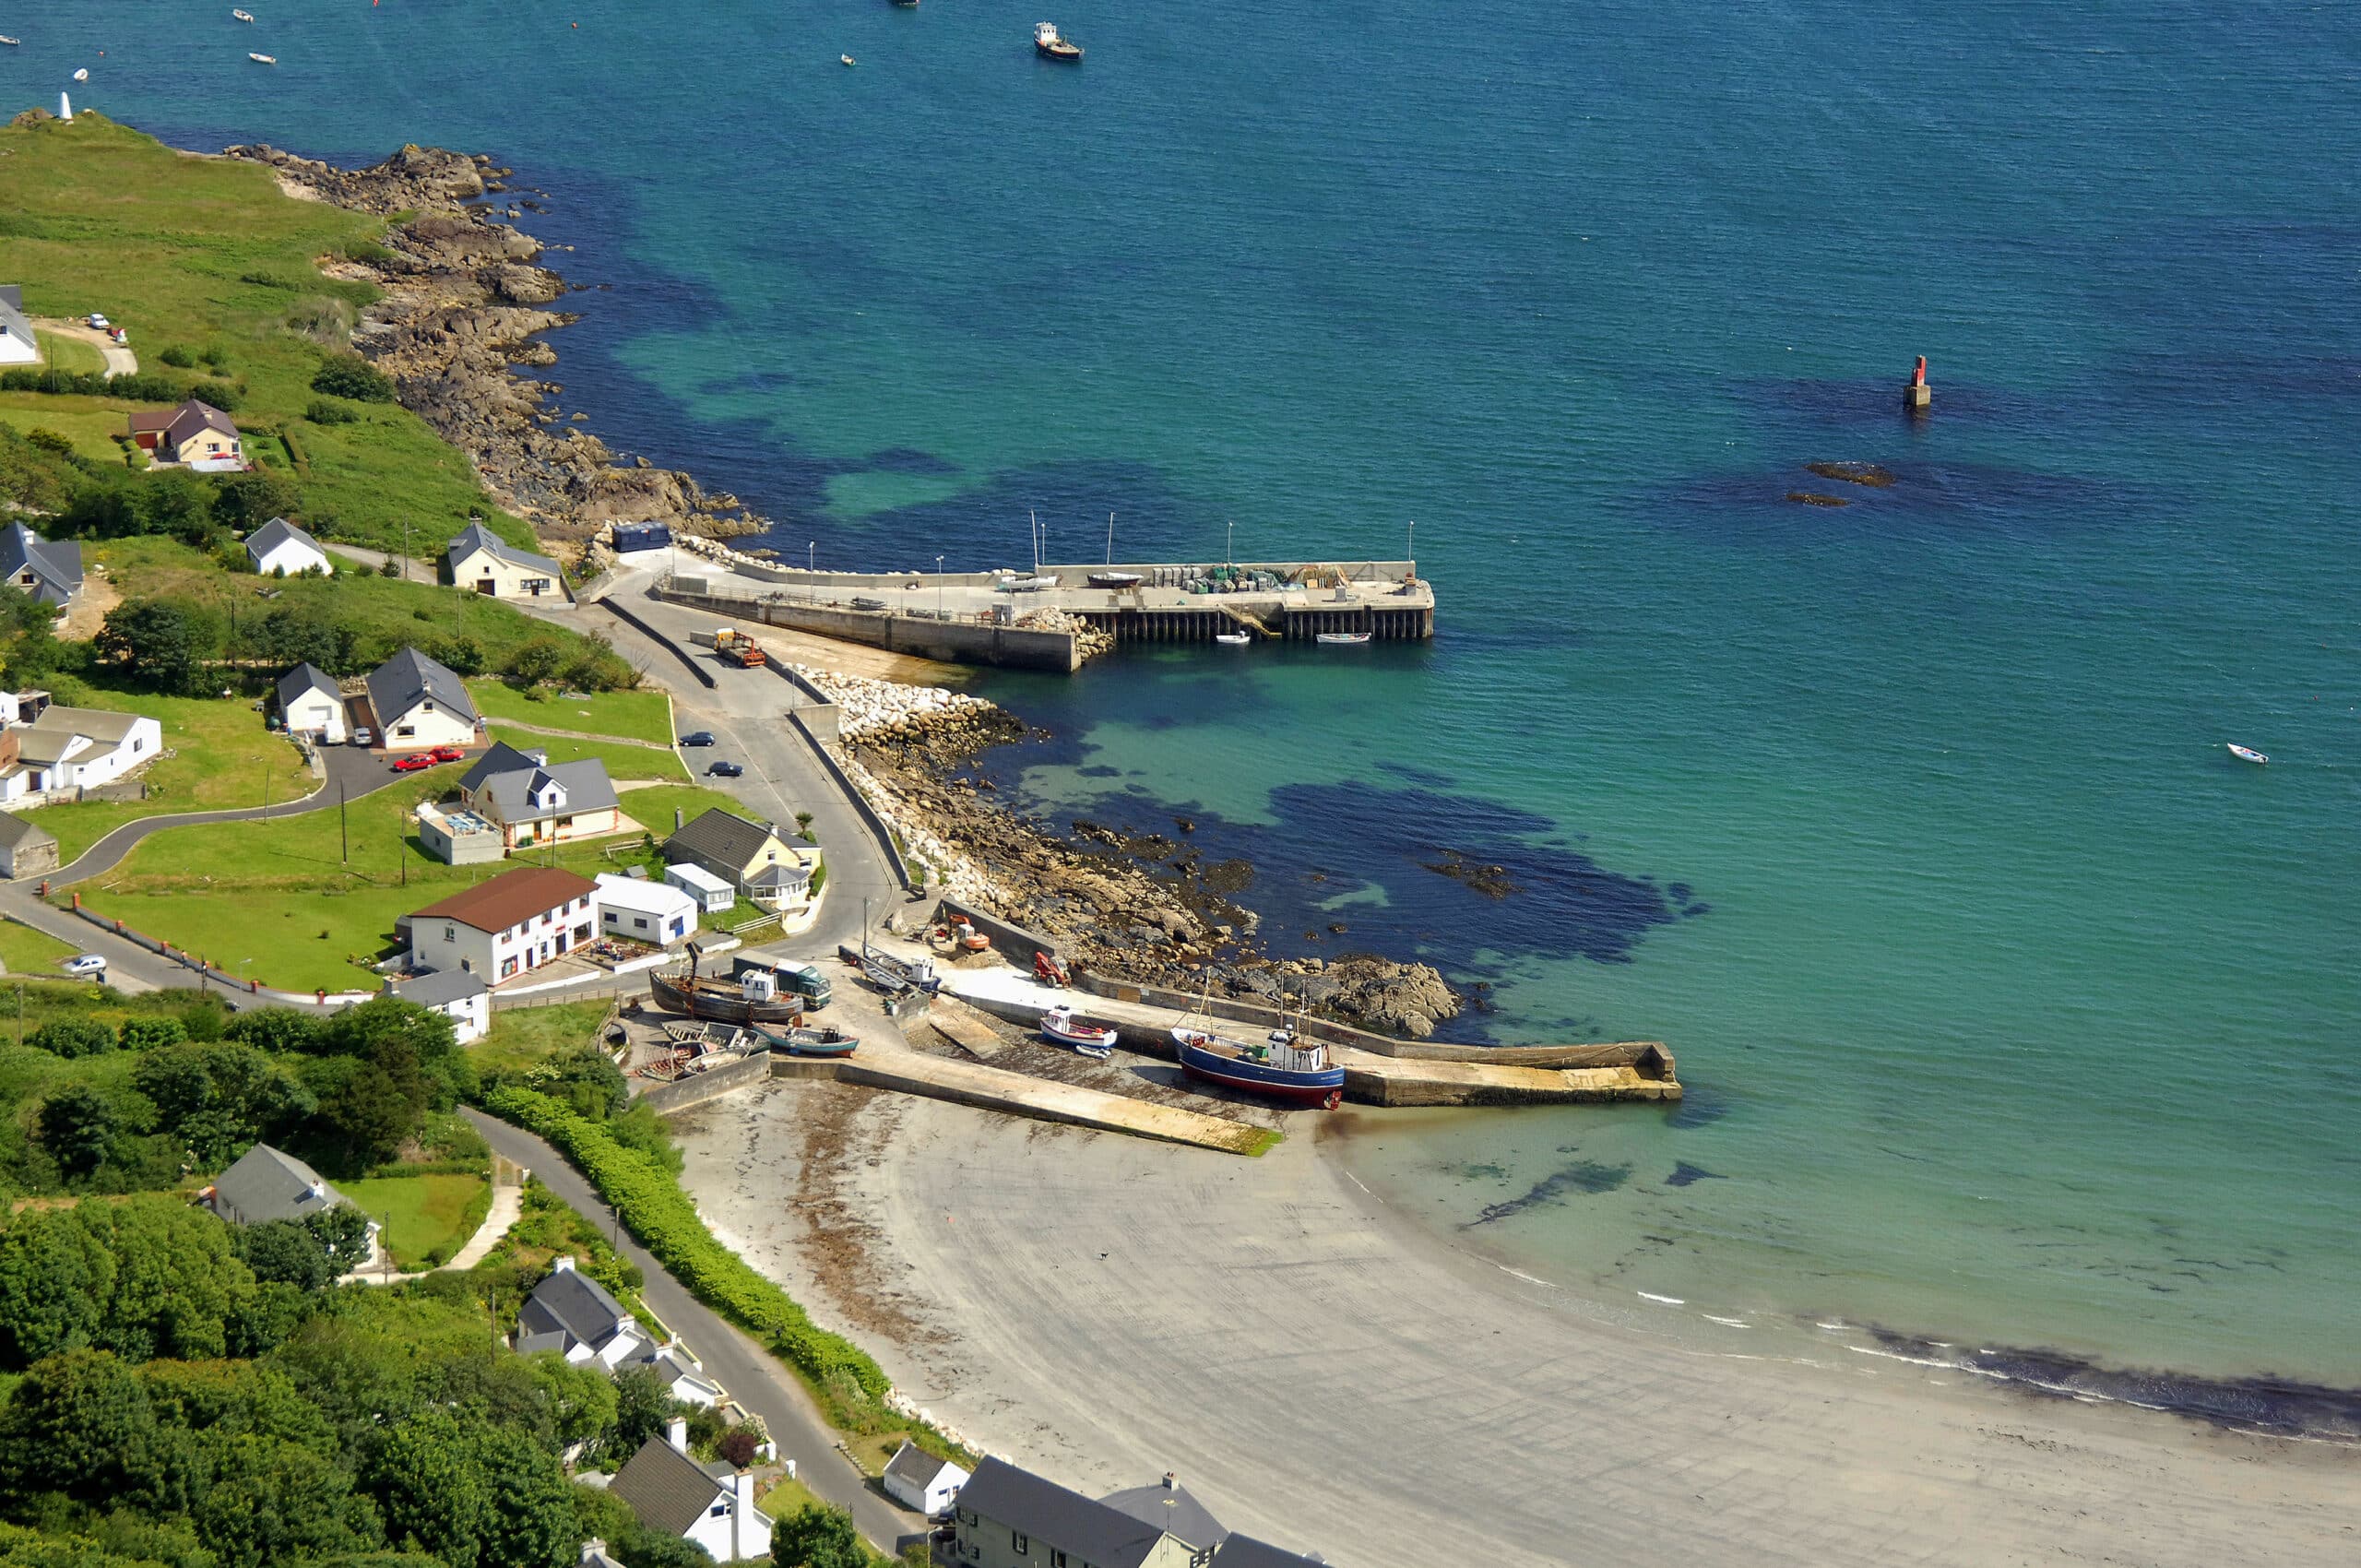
[794,667,1464,1039]
[223,142,764,549]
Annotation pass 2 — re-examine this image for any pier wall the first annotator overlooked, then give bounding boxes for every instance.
[632,1051,771,1115]
[653,580,1082,671]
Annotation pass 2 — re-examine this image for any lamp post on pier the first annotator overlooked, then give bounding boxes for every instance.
[1225,520,1233,566]
[1407,518,1416,579]
[935,556,945,618]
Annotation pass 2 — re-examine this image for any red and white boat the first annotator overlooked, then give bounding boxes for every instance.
[1041,1006,1116,1058]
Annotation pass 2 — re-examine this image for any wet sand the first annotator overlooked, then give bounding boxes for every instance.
[673,1086,2357,1567]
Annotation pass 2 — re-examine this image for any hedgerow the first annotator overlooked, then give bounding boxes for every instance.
[482,1086,891,1405]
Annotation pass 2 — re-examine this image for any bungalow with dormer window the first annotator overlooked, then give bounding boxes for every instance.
[128,398,245,472]
[456,741,622,849]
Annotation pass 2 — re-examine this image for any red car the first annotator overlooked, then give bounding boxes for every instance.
[429,744,467,763]
[391,754,436,773]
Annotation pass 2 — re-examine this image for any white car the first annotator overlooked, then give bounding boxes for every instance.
[62,954,108,978]
[86,313,110,330]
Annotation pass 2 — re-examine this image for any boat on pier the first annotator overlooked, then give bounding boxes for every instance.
[648,967,807,1026]
[755,1021,862,1057]
[1172,997,1345,1108]
[1042,1006,1117,1058]
[844,940,941,996]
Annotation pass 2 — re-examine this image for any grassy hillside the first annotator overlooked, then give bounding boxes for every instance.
[0,112,540,554]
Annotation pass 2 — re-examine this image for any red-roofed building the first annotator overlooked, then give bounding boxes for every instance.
[404,864,599,983]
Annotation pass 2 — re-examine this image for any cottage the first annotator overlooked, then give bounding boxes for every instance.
[446,520,564,600]
[275,662,348,744]
[0,286,37,367]
[514,1256,724,1404]
[457,742,623,849]
[386,967,490,1044]
[245,517,331,577]
[953,1459,1227,1568]
[0,810,59,880]
[884,1440,971,1520]
[128,398,245,472]
[0,521,83,607]
[363,647,482,751]
[662,861,735,914]
[0,706,163,805]
[663,807,798,895]
[593,873,698,947]
[203,1144,381,1266]
[608,1421,770,1562]
[405,864,599,983]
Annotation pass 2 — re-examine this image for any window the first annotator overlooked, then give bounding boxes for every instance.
[707,1502,728,1518]
[1012,1532,1028,1554]
[396,725,415,738]
[1054,1554,1069,1568]
[633,916,648,931]
[443,924,455,943]
[132,738,142,753]
[499,956,518,979]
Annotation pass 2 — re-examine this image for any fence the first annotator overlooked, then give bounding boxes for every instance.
[789,711,914,895]
[598,596,717,688]
[653,577,1081,672]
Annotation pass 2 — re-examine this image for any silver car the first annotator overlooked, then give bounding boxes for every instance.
[62,954,108,978]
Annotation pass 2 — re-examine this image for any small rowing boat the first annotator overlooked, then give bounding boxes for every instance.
[2226,743,2268,766]
[247,52,276,64]
[841,53,856,65]
[1315,631,1370,646]
[0,37,21,47]
[1041,1006,1117,1059]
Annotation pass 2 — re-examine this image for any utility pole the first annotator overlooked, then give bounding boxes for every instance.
[1107,512,1115,565]
[1407,518,1416,576]
[339,779,349,862]
[16,981,22,1047]
[935,555,944,618]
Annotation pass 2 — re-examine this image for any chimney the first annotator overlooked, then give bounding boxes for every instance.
[666,1417,689,1454]
[526,748,549,766]
[674,808,683,831]
[552,1254,576,1273]
[579,1542,608,1565]
[1162,1472,1176,1491]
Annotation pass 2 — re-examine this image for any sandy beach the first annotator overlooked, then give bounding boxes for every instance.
[674,1083,2357,1567]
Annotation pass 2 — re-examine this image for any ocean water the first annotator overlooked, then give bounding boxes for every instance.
[12,2,2359,1396]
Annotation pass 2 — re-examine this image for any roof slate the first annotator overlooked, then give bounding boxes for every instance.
[276,661,340,710]
[246,517,324,562]
[1101,1479,1228,1551]
[1212,1535,1328,1568]
[389,968,487,1008]
[0,521,83,604]
[516,1263,634,1351]
[662,808,784,879]
[210,1143,345,1225]
[478,758,619,824]
[0,809,55,851]
[609,1437,727,1537]
[958,1459,1173,1568]
[365,646,481,731]
[447,519,562,579]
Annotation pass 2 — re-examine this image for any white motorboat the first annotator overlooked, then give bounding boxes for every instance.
[1040,1005,1116,1058]
[1215,632,1252,646]
[841,53,856,65]
[232,9,255,21]
[247,52,276,64]
[2226,743,2268,766]
[73,67,89,81]
[0,37,21,47]
[1315,631,1371,646]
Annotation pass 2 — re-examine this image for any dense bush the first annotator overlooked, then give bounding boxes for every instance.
[23,428,73,456]
[309,354,396,404]
[484,1087,892,1408]
[28,1017,114,1059]
[0,368,243,410]
[159,345,196,369]
[306,398,359,424]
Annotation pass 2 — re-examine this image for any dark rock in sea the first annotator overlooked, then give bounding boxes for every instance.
[1328,922,1348,934]
[1804,460,1897,488]
[1665,1162,1726,1188]
[1464,1159,1634,1227]
[1174,816,1194,834]
[1423,849,1519,898]
[1786,491,1851,506]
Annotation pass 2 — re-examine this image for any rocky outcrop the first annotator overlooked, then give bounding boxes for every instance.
[223,142,765,545]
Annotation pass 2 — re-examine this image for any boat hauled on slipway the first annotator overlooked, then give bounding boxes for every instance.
[1173,1013,1346,1109]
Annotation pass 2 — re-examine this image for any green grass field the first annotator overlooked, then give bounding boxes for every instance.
[0,113,543,555]
[0,921,81,979]
[468,682,674,746]
[81,773,751,992]
[0,392,141,466]
[472,998,613,1078]
[486,727,688,784]
[338,1171,492,1270]
[30,331,107,376]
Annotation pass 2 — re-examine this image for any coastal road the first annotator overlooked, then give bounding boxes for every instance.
[460,1108,923,1556]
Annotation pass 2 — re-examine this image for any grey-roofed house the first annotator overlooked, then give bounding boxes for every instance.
[387,966,489,1043]
[0,520,83,607]
[0,285,37,367]
[276,661,348,744]
[954,1458,1214,1568]
[662,807,798,895]
[1211,1538,1329,1568]
[609,1421,769,1562]
[203,1144,381,1265]
[245,516,331,577]
[1101,1477,1228,1555]
[362,646,481,750]
[457,742,623,849]
[513,1257,722,1405]
[0,809,58,880]
[883,1439,970,1519]
[447,520,564,600]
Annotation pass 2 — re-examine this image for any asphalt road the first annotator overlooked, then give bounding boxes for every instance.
[461,1108,922,1555]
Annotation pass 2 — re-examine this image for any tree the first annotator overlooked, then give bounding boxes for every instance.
[529,1047,627,1121]
[27,1017,113,1059]
[188,1431,377,1568]
[223,1007,323,1055]
[234,1218,335,1291]
[0,1348,166,1507]
[316,1062,421,1170]
[134,1042,312,1168]
[601,1365,677,1467]
[0,1207,116,1367]
[769,1504,865,1568]
[93,1196,254,1364]
[362,1411,574,1568]
[211,469,300,535]
[94,600,209,696]
[250,606,353,675]
[520,1351,619,1451]
[502,639,566,688]
[117,1016,187,1052]
[137,1358,336,1450]
[310,355,397,403]
[306,1206,375,1273]
[134,469,221,548]
[616,1530,715,1568]
[37,1085,120,1180]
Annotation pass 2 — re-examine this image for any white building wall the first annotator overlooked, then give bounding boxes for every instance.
[283,690,347,742]
[59,718,162,788]
[252,539,330,576]
[378,701,477,749]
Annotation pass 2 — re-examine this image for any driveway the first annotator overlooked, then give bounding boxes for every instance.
[30,317,137,377]
[460,1109,924,1556]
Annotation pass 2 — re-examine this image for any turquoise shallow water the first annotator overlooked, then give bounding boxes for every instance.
[11,1,2358,1395]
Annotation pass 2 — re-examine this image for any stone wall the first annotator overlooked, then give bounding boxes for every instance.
[632,1050,771,1115]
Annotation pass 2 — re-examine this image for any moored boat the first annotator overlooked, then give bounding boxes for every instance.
[0,37,21,47]
[1173,1022,1345,1109]
[1033,20,1083,60]
[756,1023,862,1057]
[73,67,89,80]
[2226,742,2268,765]
[247,52,276,64]
[649,967,808,1026]
[1041,1006,1117,1058]
[1315,631,1370,646]
[232,8,255,21]
[1215,631,1252,646]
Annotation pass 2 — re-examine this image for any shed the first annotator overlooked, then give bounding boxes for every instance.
[662,861,735,913]
[883,1440,970,1519]
[387,967,491,1044]
[594,872,698,946]
[0,810,59,880]
[611,522,672,552]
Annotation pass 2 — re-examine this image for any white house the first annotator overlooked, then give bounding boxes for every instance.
[662,861,735,914]
[275,662,348,743]
[883,1440,970,1519]
[0,286,37,367]
[458,742,623,849]
[0,706,163,804]
[593,873,698,947]
[405,864,599,983]
[514,1257,724,1406]
[609,1422,769,1563]
[245,517,331,577]
[0,521,82,607]
[446,520,564,600]
[363,647,482,751]
[386,967,490,1044]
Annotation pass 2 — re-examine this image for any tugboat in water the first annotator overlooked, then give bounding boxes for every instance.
[1034,20,1083,61]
